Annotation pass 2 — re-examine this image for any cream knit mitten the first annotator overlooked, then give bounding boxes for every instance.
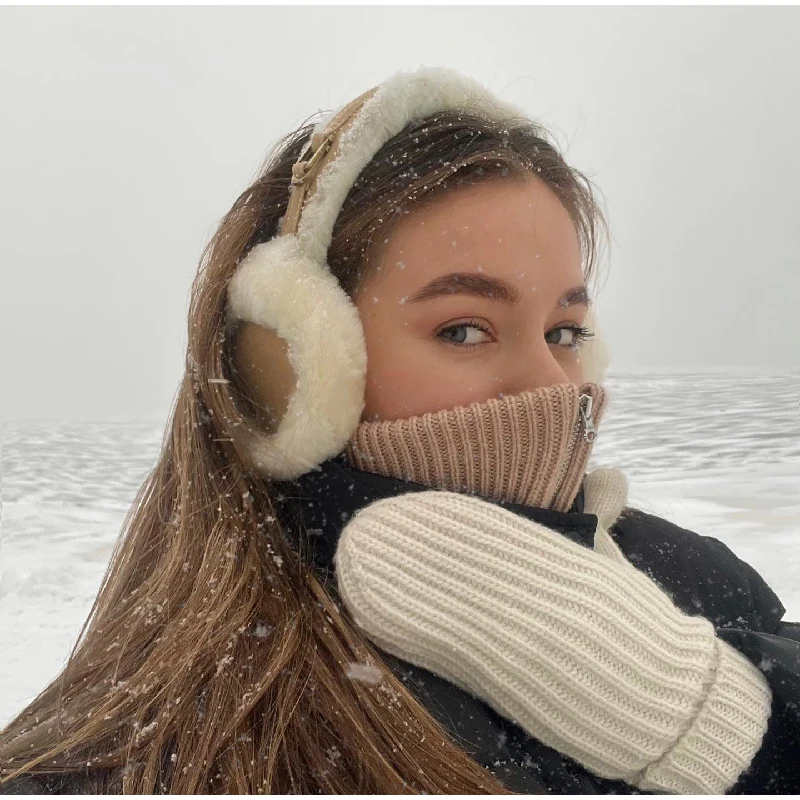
[334,491,772,794]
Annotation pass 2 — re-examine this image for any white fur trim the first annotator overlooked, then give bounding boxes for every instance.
[296,66,528,266]
[227,237,366,479]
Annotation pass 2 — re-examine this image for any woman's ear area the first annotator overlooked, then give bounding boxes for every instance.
[230,321,297,434]
[580,306,610,385]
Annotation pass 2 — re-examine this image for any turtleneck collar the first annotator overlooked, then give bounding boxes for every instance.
[345,382,608,513]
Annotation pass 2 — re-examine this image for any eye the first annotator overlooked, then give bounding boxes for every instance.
[437,319,493,347]
[546,325,595,348]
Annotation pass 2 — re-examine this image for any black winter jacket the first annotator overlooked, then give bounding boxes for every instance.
[4,456,798,794]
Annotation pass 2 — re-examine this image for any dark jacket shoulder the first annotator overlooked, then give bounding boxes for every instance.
[610,506,786,633]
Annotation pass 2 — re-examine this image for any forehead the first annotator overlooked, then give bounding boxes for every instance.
[370,176,583,288]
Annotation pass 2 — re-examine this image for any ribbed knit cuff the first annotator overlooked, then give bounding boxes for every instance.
[638,639,772,794]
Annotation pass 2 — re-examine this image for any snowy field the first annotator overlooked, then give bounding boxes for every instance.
[1,370,798,727]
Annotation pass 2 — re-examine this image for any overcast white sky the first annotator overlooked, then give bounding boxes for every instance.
[1,6,798,423]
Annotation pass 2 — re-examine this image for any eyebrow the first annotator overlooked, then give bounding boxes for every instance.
[404,271,591,308]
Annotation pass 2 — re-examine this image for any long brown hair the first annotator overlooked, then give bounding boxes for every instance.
[0,106,606,793]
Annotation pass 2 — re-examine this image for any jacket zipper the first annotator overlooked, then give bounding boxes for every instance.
[552,392,596,503]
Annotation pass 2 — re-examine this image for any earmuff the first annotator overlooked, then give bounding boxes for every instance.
[226,66,609,481]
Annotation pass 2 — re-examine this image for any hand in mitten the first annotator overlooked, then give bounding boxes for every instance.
[334,490,772,795]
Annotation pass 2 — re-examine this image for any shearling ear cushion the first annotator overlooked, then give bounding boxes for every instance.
[227,236,367,480]
[580,307,609,386]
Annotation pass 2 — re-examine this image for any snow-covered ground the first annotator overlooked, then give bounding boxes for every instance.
[1,371,798,727]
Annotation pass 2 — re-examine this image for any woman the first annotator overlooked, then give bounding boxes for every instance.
[1,66,798,794]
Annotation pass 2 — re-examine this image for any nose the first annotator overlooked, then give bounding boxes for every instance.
[499,344,572,397]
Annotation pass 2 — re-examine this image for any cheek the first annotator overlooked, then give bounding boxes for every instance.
[362,358,436,421]
[359,316,485,421]
[563,351,585,384]
[361,345,508,421]
[359,314,440,420]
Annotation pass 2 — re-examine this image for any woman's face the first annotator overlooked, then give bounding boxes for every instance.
[353,175,591,422]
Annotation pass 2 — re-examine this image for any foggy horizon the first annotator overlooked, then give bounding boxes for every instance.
[1,6,799,422]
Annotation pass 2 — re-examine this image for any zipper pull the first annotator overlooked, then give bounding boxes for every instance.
[579,393,597,443]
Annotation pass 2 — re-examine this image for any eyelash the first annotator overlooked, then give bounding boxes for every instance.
[436,319,595,349]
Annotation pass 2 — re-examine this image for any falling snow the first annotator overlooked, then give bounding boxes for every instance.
[252,622,273,640]
[345,662,384,686]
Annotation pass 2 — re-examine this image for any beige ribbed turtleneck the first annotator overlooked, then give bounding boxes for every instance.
[345,382,608,512]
